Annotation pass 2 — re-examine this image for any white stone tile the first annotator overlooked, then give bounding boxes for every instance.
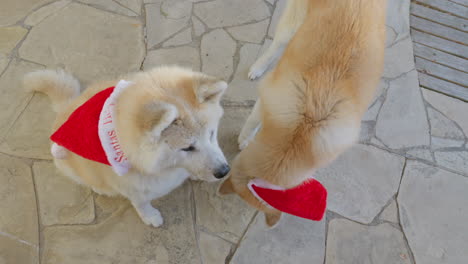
[398,161,468,264]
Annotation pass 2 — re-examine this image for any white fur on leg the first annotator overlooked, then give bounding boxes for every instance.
[133,202,164,227]
[238,100,262,149]
[51,143,68,159]
[238,124,260,150]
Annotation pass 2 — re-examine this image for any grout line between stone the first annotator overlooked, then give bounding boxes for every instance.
[394,159,417,264]
[74,0,140,18]
[0,230,38,249]
[189,181,204,264]
[29,162,43,264]
[225,210,259,264]
[0,92,35,144]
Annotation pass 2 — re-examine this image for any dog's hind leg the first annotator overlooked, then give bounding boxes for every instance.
[238,100,262,149]
[248,0,309,80]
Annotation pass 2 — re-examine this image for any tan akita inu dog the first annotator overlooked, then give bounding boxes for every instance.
[25,66,230,227]
[220,0,387,227]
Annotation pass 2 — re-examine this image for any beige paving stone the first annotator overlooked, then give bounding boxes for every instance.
[268,0,286,38]
[386,0,410,41]
[145,0,192,47]
[42,182,200,264]
[227,19,269,44]
[218,106,251,161]
[115,0,143,14]
[427,107,465,140]
[0,0,54,26]
[434,150,468,174]
[19,3,144,83]
[198,231,232,264]
[162,27,192,47]
[24,0,72,26]
[0,93,54,159]
[143,46,200,71]
[380,200,399,223]
[225,43,262,103]
[0,59,42,141]
[383,37,415,79]
[326,219,411,264]
[0,26,28,55]
[194,0,270,28]
[193,181,256,243]
[0,154,38,246]
[33,161,95,226]
[316,144,405,224]
[78,0,138,17]
[201,29,236,81]
[232,214,325,264]
[0,55,8,73]
[423,89,468,137]
[376,71,430,149]
[398,161,468,264]
[192,16,206,37]
[0,234,39,264]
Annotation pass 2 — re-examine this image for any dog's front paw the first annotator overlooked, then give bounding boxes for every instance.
[140,209,164,227]
[248,62,268,80]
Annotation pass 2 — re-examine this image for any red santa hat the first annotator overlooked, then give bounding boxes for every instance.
[248,177,327,221]
[50,80,132,176]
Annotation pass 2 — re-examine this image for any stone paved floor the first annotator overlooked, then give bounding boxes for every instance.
[0,0,467,263]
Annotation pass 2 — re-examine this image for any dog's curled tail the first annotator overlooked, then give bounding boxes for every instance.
[24,69,81,113]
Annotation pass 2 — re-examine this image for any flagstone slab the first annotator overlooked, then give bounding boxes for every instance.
[33,161,95,226]
[0,0,54,26]
[19,3,144,83]
[316,144,405,224]
[201,29,236,81]
[326,219,411,264]
[0,234,39,264]
[0,93,55,159]
[198,231,232,264]
[42,182,200,264]
[144,46,200,71]
[376,71,430,149]
[194,0,270,28]
[0,60,42,141]
[398,161,468,264]
[146,0,192,47]
[0,154,39,246]
[231,214,325,264]
[0,27,28,55]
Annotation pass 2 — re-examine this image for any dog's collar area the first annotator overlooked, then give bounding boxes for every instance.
[247,177,327,221]
[50,80,132,176]
[98,80,132,176]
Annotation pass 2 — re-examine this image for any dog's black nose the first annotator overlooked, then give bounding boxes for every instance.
[214,164,230,179]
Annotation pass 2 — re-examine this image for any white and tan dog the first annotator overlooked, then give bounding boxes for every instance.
[25,66,230,227]
[220,0,387,226]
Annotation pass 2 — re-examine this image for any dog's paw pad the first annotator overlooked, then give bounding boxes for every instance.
[141,210,164,227]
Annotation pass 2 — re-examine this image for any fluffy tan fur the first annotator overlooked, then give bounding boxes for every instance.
[220,0,387,227]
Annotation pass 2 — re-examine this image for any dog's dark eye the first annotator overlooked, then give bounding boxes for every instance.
[210,130,215,141]
[181,145,196,152]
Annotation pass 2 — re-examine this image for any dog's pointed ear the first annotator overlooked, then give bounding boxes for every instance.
[195,79,228,103]
[265,211,282,228]
[218,178,235,195]
[140,101,178,139]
